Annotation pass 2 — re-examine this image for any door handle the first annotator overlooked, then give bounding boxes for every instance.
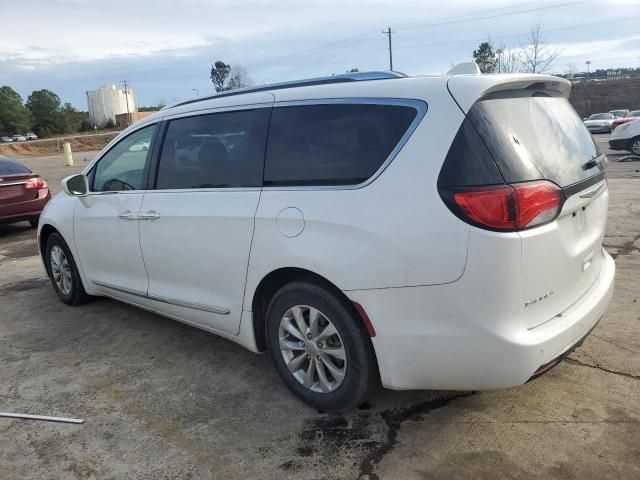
[118,211,138,220]
[139,210,160,220]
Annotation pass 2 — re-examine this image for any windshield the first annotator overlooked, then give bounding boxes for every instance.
[467,90,604,188]
[589,114,612,120]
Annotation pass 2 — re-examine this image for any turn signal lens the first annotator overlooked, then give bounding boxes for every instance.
[445,180,563,231]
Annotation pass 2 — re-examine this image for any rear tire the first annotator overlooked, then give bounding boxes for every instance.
[630,136,640,156]
[28,217,39,228]
[265,281,378,413]
[44,232,92,305]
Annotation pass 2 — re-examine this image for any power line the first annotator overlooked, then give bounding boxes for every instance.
[393,16,640,51]
[392,0,588,32]
[390,0,551,29]
[244,0,579,70]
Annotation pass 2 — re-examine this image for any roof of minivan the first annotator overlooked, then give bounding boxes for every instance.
[129,71,571,129]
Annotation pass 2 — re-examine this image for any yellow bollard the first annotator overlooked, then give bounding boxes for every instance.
[63,142,74,166]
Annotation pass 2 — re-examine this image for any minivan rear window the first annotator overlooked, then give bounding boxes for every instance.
[264,103,417,186]
[466,90,604,188]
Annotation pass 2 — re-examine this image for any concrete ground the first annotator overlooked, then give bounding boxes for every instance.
[0,137,638,479]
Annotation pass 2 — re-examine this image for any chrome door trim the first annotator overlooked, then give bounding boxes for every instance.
[92,280,230,315]
[147,293,230,315]
[262,97,428,191]
[92,280,147,297]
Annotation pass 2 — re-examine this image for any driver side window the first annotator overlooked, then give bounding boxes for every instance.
[93,124,157,192]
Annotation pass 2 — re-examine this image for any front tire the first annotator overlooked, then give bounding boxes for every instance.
[44,232,91,305]
[630,136,640,156]
[266,281,377,412]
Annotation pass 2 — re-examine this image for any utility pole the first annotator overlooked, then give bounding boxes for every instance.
[382,27,393,71]
[496,49,503,74]
[120,80,131,126]
[585,60,591,80]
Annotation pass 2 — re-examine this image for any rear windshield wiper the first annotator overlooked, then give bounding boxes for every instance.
[582,154,604,171]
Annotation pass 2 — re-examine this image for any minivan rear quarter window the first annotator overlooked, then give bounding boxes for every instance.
[264,103,417,186]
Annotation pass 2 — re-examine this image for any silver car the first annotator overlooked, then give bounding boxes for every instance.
[584,113,615,133]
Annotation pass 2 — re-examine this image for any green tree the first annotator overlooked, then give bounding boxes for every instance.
[210,60,231,92]
[0,86,31,135]
[26,89,62,137]
[57,103,89,133]
[473,42,497,73]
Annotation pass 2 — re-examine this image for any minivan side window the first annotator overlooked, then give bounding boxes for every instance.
[93,124,157,192]
[264,103,417,186]
[155,108,270,189]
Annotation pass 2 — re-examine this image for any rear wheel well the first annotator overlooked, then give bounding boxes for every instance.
[251,268,370,352]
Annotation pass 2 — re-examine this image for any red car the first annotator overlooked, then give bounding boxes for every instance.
[612,110,640,131]
[0,156,50,227]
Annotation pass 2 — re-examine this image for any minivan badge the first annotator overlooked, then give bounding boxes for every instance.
[525,291,554,308]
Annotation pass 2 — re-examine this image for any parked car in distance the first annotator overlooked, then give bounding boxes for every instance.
[0,156,51,227]
[25,132,38,141]
[609,118,640,155]
[609,109,630,118]
[11,135,26,142]
[612,110,640,130]
[0,136,13,143]
[584,113,615,133]
[38,71,614,412]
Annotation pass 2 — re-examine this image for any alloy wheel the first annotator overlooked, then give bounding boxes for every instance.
[632,139,640,156]
[50,245,72,295]
[278,305,347,393]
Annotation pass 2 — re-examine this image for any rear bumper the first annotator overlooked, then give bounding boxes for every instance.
[346,248,615,390]
[608,138,629,151]
[0,189,50,223]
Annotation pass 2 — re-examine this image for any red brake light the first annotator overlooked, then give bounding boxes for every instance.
[448,181,562,231]
[25,177,48,190]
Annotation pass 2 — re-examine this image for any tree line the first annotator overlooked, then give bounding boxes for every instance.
[472,24,560,74]
[0,86,94,138]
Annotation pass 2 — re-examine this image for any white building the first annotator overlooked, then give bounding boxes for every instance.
[86,85,136,127]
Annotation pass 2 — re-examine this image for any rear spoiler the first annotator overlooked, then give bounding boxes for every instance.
[447,74,571,113]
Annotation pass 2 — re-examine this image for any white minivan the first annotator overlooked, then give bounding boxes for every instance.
[38,71,615,412]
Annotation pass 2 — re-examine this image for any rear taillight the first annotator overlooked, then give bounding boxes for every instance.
[25,177,48,190]
[442,180,563,232]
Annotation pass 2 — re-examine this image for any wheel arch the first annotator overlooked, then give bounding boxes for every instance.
[39,223,61,257]
[250,267,376,353]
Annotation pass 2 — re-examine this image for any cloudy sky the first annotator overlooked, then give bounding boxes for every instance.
[1,0,639,109]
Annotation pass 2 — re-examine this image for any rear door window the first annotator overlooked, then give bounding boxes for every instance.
[264,103,418,186]
[156,108,270,189]
[466,90,603,187]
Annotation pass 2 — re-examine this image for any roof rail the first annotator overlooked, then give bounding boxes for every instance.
[170,71,407,109]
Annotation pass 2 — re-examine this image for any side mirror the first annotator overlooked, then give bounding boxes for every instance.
[61,174,88,196]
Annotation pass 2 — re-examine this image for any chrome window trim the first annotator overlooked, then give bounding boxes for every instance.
[92,280,230,315]
[263,97,428,191]
[161,101,274,122]
[143,187,262,195]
